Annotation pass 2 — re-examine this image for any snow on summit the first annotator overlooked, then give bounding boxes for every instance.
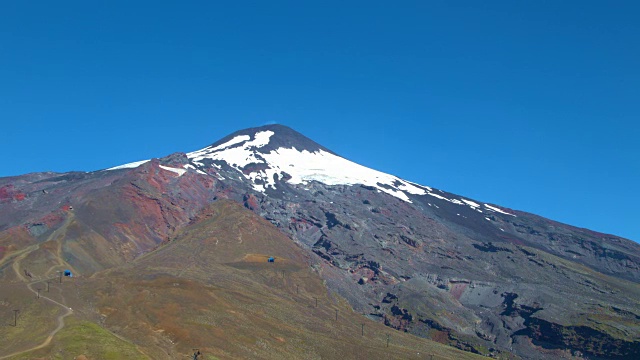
[106,126,516,215]
[186,127,516,215]
[185,130,429,202]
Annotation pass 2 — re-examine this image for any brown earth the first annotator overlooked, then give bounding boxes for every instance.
[0,200,482,360]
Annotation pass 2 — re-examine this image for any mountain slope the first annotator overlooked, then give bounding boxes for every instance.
[2,200,482,360]
[1,124,638,359]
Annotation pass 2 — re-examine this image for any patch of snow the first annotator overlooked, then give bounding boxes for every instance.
[211,135,251,151]
[251,183,265,192]
[106,159,149,170]
[461,199,480,208]
[159,165,186,176]
[398,181,429,195]
[259,147,422,202]
[426,192,503,215]
[426,192,449,201]
[247,131,274,148]
[187,135,251,162]
[406,180,433,192]
[484,204,516,217]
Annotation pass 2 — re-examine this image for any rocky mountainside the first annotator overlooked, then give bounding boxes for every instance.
[1,124,638,359]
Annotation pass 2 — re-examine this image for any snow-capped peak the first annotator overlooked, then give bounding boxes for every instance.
[186,129,427,202]
[105,125,515,216]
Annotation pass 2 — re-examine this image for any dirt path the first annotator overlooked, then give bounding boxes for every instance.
[0,215,77,359]
[8,213,75,282]
[0,280,73,360]
[0,245,36,272]
[9,245,38,282]
[44,212,75,278]
[1,212,149,359]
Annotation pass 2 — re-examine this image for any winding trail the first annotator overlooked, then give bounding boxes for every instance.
[2,212,149,359]
[0,280,73,359]
[0,216,76,360]
[2,245,38,281]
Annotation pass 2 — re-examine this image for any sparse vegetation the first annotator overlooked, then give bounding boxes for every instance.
[1,201,482,359]
[9,317,147,360]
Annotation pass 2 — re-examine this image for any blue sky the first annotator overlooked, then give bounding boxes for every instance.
[1,1,638,242]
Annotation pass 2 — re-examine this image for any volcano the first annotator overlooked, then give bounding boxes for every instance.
[1,124,638,359]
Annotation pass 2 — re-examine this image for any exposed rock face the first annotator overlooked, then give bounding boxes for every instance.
[0,158,220,273]
[1,124,638,359]
[246,181,640,359]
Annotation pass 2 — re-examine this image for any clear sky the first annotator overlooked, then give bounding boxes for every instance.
[1,1,638,242]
